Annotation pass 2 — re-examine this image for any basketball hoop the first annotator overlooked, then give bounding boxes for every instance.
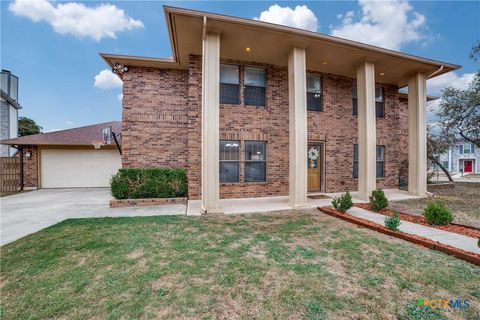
[91,140,104,149]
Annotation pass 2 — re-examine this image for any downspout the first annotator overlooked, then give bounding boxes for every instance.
[426,65,444,79]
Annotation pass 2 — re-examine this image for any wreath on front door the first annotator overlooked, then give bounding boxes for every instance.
[308,147,319,161]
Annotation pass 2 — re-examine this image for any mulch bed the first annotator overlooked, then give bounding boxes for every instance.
[318,207,480,266]
[354,203,480,238]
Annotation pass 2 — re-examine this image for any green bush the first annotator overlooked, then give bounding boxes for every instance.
[369,189,388,211]
[110,168,187,199]
[384,212,401,231]
[423,201,454,225]
[331,192,353,212]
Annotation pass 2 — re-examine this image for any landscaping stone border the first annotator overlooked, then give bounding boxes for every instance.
[110,197,187,208]
[318,207,480,266]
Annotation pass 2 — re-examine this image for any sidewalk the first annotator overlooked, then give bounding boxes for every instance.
[348,206,480,254]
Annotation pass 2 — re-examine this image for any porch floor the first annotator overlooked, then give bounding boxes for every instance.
[186,189,426,216]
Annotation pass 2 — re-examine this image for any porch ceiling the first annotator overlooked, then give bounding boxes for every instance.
[101,6,460,88]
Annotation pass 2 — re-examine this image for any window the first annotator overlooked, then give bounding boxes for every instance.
[352,85,385,117]
[220,64,240,104]
[353,144,359,179]
[245,141,266,182]
[307,75,322,111]
[442,161,449,169]
[244,67,266,106]
[461,143,475,154]
[376,145,385,178]
[375,87,384,118]
[353,144,385,178]
[220,141,240,182]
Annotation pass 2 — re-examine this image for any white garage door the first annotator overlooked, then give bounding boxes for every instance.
[41,149,121,188]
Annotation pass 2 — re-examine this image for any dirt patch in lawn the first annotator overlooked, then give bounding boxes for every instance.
[355,203,480,238]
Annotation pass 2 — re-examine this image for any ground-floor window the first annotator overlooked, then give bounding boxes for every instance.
[220,141,240,183]
[245,141,266,182]
[353,144,385,178]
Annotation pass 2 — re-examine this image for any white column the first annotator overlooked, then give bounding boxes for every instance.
[356,60,377,201]
[408,72,427,196]
[288,47,308,208]
[201,31,223,213]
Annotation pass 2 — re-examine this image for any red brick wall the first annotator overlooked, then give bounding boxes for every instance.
[121,66,189,170]
[122,55,409,198]
[22,145,38,189]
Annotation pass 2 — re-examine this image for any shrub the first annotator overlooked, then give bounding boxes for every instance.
[369,189,388,211]
[331,192,353,212]
[423,201,454,225]
[384,211,401,231]
[110,168,187,199]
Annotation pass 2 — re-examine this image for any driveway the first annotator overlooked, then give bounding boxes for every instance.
[0,188,185,246]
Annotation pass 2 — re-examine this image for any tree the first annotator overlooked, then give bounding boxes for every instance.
[18,117,42,136]
[437,42,480,147]
[427,128,454,182]
[469,40,480,62]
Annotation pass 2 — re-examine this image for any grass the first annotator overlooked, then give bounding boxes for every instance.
[391,182,480,228]
[1,210,479,319]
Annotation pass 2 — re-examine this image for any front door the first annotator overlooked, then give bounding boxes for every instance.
[464,160,473,173]
[307,145,322,192]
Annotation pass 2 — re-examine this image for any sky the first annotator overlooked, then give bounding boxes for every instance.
[1,0,479,132]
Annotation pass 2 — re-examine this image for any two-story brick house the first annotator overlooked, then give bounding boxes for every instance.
[101,6,460,214]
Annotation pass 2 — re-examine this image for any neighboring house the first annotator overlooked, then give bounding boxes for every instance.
[105,7,459,213]
[0,70,20,157]
[0,121,121,189]
[439,141,479,174]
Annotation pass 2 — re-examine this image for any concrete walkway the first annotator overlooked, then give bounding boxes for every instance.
[348,206,480,254]
[1,188,185,246]
[186,189,425,215]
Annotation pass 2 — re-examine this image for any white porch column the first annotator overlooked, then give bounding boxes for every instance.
[201,31,222,213]
[356,60,377,201]
[408,72,427,196]
[288,47,308,208]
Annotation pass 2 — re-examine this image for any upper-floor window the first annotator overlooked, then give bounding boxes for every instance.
[220,140,240,183]
[0,70,18,102]
[244,67,266,107]
[460,143,475,154]
[307,75,322,111]
[353,144,385,178]
[352,85,384,118]
[220,64,240,104]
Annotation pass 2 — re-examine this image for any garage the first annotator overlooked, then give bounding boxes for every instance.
[40,148,121,188]
[1,121,122,190]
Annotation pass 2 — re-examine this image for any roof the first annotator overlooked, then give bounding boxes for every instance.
[0,89,21,109]
[0,121,121,146]
[398,92,439,101]
[101,6,460,88]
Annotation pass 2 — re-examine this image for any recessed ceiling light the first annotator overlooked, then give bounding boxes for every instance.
[245,47,251,52]
[380,72,385,76]
[322,61,327,65]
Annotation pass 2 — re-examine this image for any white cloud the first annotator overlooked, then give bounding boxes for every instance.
[65,120,73,125]
[427,72,475,95]
[9,0,143,41]
[117,93,123,102]
[331,0,428,50]
[254,4,318,32]
[94,69,122,89]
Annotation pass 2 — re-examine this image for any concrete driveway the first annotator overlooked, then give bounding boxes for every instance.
[0,188,185,246]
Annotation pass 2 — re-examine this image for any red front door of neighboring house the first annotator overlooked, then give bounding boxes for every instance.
[464,160,473,173]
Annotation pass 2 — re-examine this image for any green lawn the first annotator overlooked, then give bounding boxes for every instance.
[1,210,479,319]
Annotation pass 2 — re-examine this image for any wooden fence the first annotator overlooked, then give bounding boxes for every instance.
[0,157,21,192]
